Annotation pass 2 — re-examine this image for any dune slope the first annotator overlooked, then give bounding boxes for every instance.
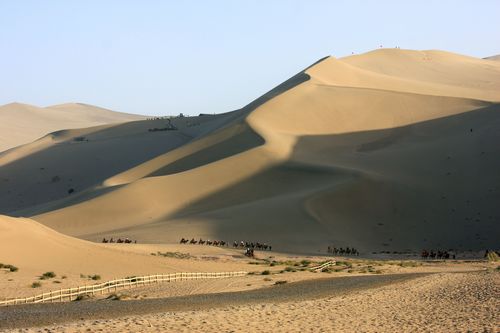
[0,102,146,152]
[3,49,500,253]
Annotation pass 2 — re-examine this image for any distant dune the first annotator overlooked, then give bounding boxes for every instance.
[484,54,500,61]
[2,49,499,254]
[0,102,146,152]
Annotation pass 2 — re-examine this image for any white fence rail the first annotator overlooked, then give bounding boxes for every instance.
[310,261,335,272]
[0,271,247,307]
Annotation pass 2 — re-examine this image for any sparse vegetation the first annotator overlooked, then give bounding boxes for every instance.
[90,274,101,280]
[40,271,56,280]
[300,260,311,267]
[31,282,42,288]
[284,266,296,272]
[397,261,420,268]
[263,277,272,281]
[486,251,499,262]
[261,270,271,275]
[274,280,287,285]
[156,251,192,259]
[0,263,18,272]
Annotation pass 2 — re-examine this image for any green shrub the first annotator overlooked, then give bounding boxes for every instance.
[31,282,42,288]
[274,280,287,285]
[300,260,311,267]
[261,270,271,275]
[90,274,101,280]
[284,266,296,272]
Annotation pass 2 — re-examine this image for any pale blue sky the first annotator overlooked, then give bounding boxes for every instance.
[1,1,499,116]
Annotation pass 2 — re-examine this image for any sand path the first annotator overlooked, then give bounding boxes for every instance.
[0,273,422,329]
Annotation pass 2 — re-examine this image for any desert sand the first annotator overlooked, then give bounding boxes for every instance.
[0,102,146,152]
[2,271,498,332]
[1,48,499,332]
[1,49,497,253]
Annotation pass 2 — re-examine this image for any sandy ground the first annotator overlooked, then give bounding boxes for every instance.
[3,271,498,333]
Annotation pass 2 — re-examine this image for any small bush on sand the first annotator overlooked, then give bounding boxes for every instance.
[284,266,296,272]
[90,275,101,280]
[0,263,19,272]
[261,270,271,275]
[74,294,93,301]
[300,260,311,267]
[263,277,272,281]
[274,280,287,285]
[487,252,499,262]
[398,261,419,268]
[31,282,42,288]
[40,272,56,280]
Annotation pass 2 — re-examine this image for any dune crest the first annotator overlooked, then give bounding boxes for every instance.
[2,48,499,253]
[0,102,146,152]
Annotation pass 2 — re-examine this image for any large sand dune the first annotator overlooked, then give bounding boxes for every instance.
[0,102,146,152]
[2,49,499,253]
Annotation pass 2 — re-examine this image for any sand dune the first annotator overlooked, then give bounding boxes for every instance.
[2,49,500,253]
[484,54,500,61]
[0,102,146,152]
[0,214,252,299]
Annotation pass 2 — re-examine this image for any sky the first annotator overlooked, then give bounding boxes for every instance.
[1,0,499,116]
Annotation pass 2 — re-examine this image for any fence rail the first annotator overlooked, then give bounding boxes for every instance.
[0,271,247,307]
[310,261,335,272]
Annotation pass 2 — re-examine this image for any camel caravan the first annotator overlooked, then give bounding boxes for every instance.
[102,237,137,244]
[327,246,359,256]
[420,249,455,260]
[179,238,272,251]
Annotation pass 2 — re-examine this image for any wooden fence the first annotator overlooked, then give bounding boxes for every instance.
[0,271,247,307]
[309,261,335,272]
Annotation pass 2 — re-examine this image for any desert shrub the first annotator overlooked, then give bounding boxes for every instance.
[274,280,287,285]
[53,280,62,284]
[31,282,42,288]
[487,252,499,262]
[0,263,18,272]
[74,294,93,301]
[61,275,67,279]
[300,260,311,267]
[263,277,272,281]
[261,270,271,275]
[398,261,419,267]
[40,272,56,279]
[156,251,192,259]
[284,266,296,272]
[90,274,101,280]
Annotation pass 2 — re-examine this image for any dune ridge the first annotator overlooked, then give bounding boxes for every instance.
[1,48,499,253]
[0,102,146,152]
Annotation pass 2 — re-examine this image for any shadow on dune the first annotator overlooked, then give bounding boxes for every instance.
[0,115,226,214]
[135,104,500,252]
